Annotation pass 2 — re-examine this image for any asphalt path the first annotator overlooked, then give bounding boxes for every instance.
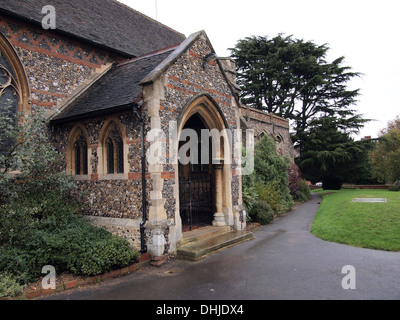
[42,193,400,300]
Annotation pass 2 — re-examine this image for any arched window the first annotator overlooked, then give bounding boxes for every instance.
[73,133,88,176]
[0,57,19,157]
[0,32,30,158]
[276,135,283,155]
[116,137,124,174]
[104,124,124,175]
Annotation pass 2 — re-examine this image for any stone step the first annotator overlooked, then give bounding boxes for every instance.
[179,226,231,247]
[177,230,254,261]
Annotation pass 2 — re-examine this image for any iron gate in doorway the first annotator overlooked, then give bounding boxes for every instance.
[179,174,214,231]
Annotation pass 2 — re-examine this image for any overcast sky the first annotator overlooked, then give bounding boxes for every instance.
[120,0,399,139]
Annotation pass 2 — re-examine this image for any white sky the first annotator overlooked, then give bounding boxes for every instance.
[120,0,400,139]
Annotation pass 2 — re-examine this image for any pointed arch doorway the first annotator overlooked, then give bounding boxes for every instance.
[177,95,231,232]
[179,113,214,231]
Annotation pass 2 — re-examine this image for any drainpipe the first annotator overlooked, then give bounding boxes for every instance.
[133,105,147,254]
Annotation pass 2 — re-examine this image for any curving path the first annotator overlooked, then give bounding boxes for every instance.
[43,193,400,300]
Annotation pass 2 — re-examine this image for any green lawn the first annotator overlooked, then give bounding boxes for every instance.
[311,188,400,251]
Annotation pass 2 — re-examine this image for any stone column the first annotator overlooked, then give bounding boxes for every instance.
[213,162,226,227]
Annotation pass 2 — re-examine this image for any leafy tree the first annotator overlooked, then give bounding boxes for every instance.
[0,106,74,205]
[230,34,366,149]
[370,116,400,184]
[296,117,374,189]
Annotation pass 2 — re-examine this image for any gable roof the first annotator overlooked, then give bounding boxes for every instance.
[51,47,175,123]
[51,30,243,124]
[141,30,241,94]
[0,0,185,57]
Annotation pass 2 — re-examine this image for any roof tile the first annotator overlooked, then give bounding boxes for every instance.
[51,48,174,122]
[0,0,185,57]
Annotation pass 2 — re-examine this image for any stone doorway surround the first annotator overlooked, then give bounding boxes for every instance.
[176,95,234,234]
[139,31,246,263]
[178,113,214,231]
[143,90,237,262]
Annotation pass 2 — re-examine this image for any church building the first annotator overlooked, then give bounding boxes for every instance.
[0,0,294,262]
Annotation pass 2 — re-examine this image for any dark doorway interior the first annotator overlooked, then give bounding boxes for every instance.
[179,113,215,231]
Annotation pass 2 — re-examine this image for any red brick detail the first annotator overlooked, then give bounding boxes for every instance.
[31,99,54,108]
[139,252,151,263]
[189,50,202,59]
[168,75,180,81]
[120,266,130,275]
[91,174,99,181]
[0,16,119,69]
[101,269,121,281]
[77,278,93,287]
[87,276,101,284]
[129,264,138,273]
[41,288,56,295]
[128,172,151,180]
[127,139,139,145]
[14,41,103,69]
[161,171,175,179]
[188,50,216,65]
[128,172,141,180]
[167,76,232,104]
[31,88,68,98]
[64,280,78,290]
[167,83,183,92]
[150,255,167,267]
[241,106,289,128]
[26,289,42,299]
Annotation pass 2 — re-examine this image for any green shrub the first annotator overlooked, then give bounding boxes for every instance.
[255,181,293,216]
[388,185,400,192]
[296,191,308,202]
[242,172,258,217]
[0,247,35,284]
[299,180,311,197]
[28,216,139,278]
[243,135,294,218]
[0,272,25,298]
[294,180,311,202]
[255,181,282,215]
[253,136,291,191]
[78,236,139,276]
[249,200,274,225]
[0,216,139,282]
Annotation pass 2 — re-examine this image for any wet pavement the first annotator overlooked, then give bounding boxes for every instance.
[42,193,400,300]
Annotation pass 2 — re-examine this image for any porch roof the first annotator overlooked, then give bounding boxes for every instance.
[51,47,175,123]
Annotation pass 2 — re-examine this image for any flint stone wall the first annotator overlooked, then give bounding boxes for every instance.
[0,15,120,112]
